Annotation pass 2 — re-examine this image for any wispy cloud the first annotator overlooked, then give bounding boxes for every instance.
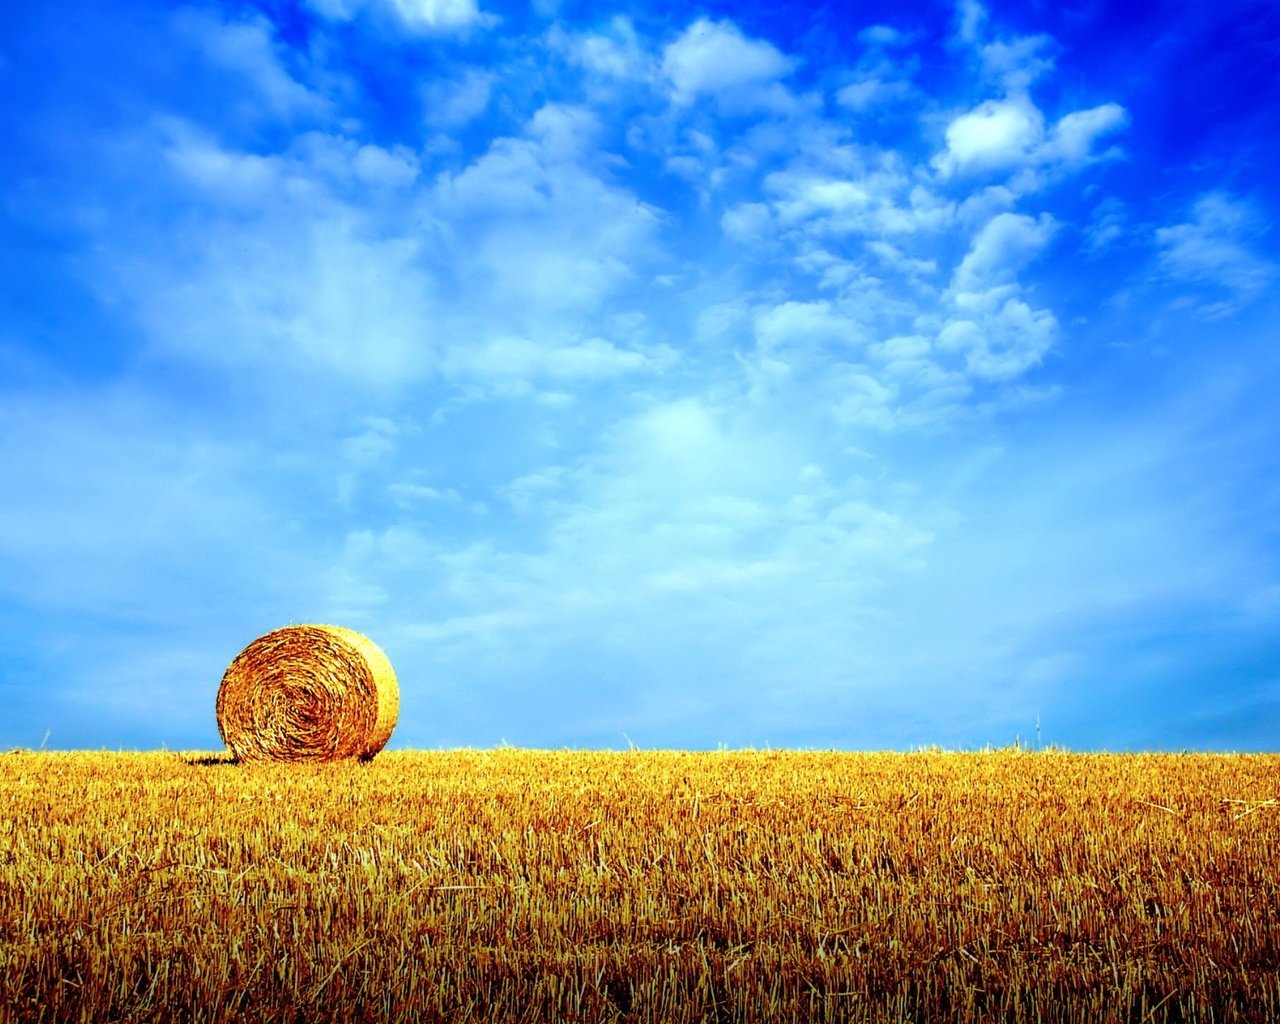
[1155,192,1277,317]
[173,9,330,121]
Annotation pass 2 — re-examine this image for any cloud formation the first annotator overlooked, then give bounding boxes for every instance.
[1155,192,1277,316]
[1,0,1277,752]
[662,18,798,110]
[307,0,492,32]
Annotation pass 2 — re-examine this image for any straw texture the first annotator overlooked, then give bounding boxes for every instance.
[216,625,399,763]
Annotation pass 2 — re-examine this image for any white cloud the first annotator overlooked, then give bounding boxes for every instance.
[526,102,599,160]
[1084,197,1127,254]
[836,76,915,112]
[858,25,909,48]
[1043,103,1128,164]
[389,482,461,507]
[406,396,936,649]
[163,123,420,200]
[936,0,1125,187]
[950,212,1056,294]
[780,178,873,216]
[423,69,494,128]
[952,0,1056,94]
[870,334,932,365]
[662,18,797,110]
[163,124,283,204]
[754,301,867,364]
[113,155,438,387]
[328,400,942,714]
[865,240,938,277]
[1155,192,1277,310]
[352,143,421,187]
[836,35,919,113]
[827,369,899,430]
[761,159,937,237]
[979,34,1055,92]
[548,16,650,81]
[173,9,327,120]
[938,212,1058,379]
[934,94,1127,182]
[433,104,662,323]
[720,201,773,242]
[307,0,492,32]
[442,336,675,394]
[934,95,1045,177]
[953,0,988,46]
[937,297,1057,380]
[390,0,486,30]
[106,97,665,399]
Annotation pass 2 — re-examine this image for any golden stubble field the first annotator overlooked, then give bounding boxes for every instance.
[2,749,1278,1023]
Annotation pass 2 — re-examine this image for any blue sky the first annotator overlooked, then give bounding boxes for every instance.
[2,0,1278,752]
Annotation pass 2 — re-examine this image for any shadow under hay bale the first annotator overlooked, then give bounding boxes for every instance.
[215,624,399,764]
[184,754,237,767]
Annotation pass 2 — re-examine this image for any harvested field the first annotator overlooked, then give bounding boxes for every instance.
[2,749,1278,1023]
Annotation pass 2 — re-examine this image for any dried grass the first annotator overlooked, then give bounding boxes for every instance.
[5,750,1280,1023]
[215,624,398,763]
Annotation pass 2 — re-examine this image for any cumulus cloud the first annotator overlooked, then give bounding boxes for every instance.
[720,201,774,242]
[937,297,1057,380]
[1040,103,1128,164]
[952,0,1055,93]
[754,301,867,367]
[307,0,492,32]
[432,103,662,325]
[163,122,421,202]
[931,3,1127,185]
[950,212,1056,294]
[760,158,942,239]
[934,95,1127,182]
[935,212,1058,379]
[662,18,798,111]
[548,16,650,82]
[935,95,1045,177]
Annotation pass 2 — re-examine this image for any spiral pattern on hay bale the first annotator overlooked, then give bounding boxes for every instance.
[216,625,399,763]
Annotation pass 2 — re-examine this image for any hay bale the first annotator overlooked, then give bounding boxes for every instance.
[216,625,399,763]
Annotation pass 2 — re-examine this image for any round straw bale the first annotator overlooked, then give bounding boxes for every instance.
[216,625,399,763]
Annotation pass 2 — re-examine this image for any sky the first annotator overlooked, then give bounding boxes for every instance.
[1,0,1278,753]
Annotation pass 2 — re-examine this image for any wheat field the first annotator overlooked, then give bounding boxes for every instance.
[2,748,1278,1023]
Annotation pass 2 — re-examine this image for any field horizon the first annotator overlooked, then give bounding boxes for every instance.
[8,740,1274,755]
